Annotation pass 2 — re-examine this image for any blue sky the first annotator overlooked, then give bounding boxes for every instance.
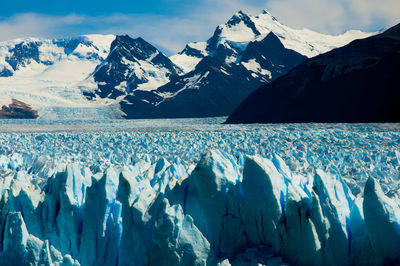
[0,0,399,54]
[0,0,192,17]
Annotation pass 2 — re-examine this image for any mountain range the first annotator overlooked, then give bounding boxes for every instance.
[0,10,373,119]
[226,22,400,123]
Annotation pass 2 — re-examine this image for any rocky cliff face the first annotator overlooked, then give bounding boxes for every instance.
[0,99,38,119]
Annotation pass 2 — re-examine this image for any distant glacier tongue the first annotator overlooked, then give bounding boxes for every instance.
[0,120,399,265]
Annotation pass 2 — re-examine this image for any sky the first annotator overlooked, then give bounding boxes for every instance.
[0,0,399,55]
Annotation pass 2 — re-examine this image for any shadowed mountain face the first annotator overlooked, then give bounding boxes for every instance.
[0,99,38,119]
[226,23,400,124]
[120,56,260,118]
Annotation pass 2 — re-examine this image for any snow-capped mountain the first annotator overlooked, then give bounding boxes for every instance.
[0,34,124,119]
[0,10,374,119]
[171,10,373,73]
[86,35,182,100]
[120,32,307,118]
[118,10,372,118]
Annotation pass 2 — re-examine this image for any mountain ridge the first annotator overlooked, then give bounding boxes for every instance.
[170,10,375,73]
[120,32,308,118]
[226,23,400,123]
[116,10,373,119]
[0,10,375,119]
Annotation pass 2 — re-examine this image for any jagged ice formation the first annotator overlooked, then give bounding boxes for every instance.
[0,120,399,265]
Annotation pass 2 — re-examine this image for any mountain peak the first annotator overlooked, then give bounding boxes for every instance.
[263,32,284,47]
[227,10,249,25]
[228,10,251,25]
[225,10,261,36]
[111,35,158,57]
[262,9,270,15]
[260,9,278,21]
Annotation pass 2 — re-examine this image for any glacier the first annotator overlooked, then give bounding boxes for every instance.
[0,119,399,265]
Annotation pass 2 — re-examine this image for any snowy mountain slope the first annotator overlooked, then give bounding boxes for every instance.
[169,42,208,73]
[0,35,123,119]
[252,10,374,57]
[171,10,374,73]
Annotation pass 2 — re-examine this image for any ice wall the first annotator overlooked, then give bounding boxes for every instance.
[0,149,399,265]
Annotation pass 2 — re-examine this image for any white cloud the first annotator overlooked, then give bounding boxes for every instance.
[265,0,400,34]
[0,13,85,40]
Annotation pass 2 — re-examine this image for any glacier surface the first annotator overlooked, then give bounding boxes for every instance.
[0,119,399,265]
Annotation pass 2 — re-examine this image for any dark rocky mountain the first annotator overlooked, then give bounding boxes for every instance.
[0,99,38,119]
[120,32,306,118]
[240,32,307,80]
[120,56,260,118]
[226,23,400,123]
[85,35,181,100]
